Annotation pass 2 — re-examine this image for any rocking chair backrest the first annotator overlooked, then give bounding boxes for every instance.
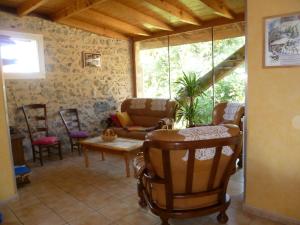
[143,125,242,211]
[21,104,49,143]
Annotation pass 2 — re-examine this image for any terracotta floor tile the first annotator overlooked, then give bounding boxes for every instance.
[51,202,94,222]
[76,189,114,210]
[68,212,111,225]
[8,194,41,211]
[228,180,244,196]
[98,202,137,222]
[12,202,66,225]
[249,217,287,225]
[0,206,21,225]
[96,195,131,211]
[115,210,159,225]
[1,153,285,225]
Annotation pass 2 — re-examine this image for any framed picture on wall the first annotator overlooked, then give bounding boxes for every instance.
[264,12,300,67]
[82,52,101,68]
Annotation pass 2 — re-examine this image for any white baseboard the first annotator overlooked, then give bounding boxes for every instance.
[243,204,300,225]
[0,193,18,206]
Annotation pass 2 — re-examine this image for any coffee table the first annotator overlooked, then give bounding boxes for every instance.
[80,137,144,177]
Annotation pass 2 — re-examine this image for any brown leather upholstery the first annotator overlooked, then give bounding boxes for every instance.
[112,127,147,140]
[113,98,176,140]
[135,125,242,224]
[212,102,245,129]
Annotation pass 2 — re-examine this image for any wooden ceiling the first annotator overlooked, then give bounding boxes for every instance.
[0,0,245,41]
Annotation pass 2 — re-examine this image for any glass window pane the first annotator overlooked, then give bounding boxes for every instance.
[136,36,170,98]
[169,28,214,125]
[1,38,40,73]
[213,22,246,104]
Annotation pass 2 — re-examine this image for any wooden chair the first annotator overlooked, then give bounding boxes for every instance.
[134,125,242,225]
[21,104,62,166]
[59,108,89,155]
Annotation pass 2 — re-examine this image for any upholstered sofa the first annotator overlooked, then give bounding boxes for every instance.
[112,98,176,140]
[133,124,242,225]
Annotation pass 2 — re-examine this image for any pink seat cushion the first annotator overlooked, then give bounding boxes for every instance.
[32,136,59,145]
[69,130,89,138]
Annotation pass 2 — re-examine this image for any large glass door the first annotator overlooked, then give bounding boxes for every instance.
[135,22,246,125]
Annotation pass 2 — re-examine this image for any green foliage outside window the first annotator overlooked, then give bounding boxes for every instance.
[139,36,246,125]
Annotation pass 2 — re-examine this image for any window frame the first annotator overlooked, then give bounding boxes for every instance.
[0,30,46,80]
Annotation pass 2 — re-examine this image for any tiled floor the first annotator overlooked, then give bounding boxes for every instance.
[0,152,285,225]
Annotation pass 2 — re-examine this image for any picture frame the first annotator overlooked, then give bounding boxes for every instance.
[82,52,101,68]
[264,12,300,67]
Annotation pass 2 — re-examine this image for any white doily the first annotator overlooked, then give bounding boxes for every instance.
[179,126,234,161]
[151,100,167,111]
[130,99,146,109]
[223,103,242,121]
[182,146,233,161]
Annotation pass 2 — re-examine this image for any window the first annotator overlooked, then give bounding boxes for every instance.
[135,22,246,125]
[0,30,45,79]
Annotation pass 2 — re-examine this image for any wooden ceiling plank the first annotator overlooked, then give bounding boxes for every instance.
[17,0,49,16]
[59,18,129,40]
[144,0,201,25]
[52,0,108,21]
[134,13,244,42]
[80,9,151,36]
[200,0,234,19]
[112,1,173,31]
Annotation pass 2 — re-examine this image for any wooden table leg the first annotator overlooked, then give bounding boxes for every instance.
[100,151,105,161]
[124,154,130,177]
[83,146,89,168]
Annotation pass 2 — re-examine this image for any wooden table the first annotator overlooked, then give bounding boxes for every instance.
[80,137,144,177]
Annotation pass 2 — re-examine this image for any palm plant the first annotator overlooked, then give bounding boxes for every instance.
[175,72,205,127]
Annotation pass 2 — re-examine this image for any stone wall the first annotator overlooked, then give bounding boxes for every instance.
[0,11,133,159]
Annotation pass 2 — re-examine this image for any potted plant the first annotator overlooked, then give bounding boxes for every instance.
[175,72,205,127]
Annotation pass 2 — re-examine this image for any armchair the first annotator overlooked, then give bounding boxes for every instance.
[212,102,245,129]
[134,124,242,225]
[195,102,244,167]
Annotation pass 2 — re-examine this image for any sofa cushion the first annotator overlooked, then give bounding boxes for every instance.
[113,127,147,140]
[152,183,218,210]
[126,126,155,132]
[116,111,133,127]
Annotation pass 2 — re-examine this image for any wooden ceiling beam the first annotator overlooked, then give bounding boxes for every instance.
[134,13,245,42]
[200,0,234,19]
[59,18,129,40]
[80,9,151,36]
[52,0,108,21]
[112,1,173,31]
[144,0,201,25]
[17,0,48,16]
